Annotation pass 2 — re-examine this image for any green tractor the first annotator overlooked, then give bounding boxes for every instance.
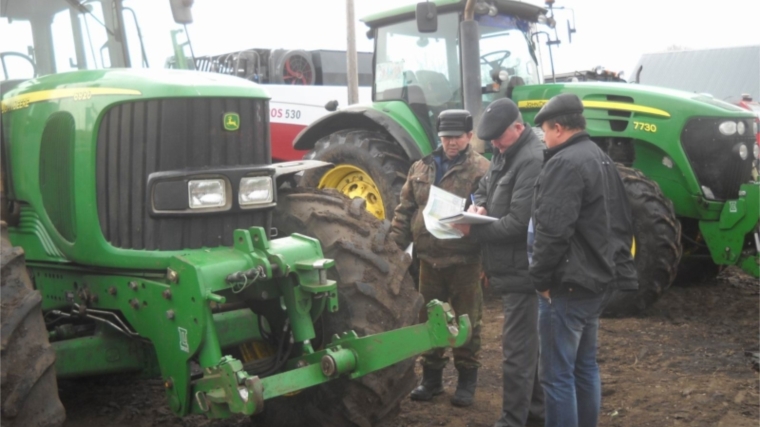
[0,1,471,426]
[294,0,759,315]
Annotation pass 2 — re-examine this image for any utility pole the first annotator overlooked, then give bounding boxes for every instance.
[346,0,359,105]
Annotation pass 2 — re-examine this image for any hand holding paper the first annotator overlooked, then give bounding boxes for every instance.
[423,186,496,238]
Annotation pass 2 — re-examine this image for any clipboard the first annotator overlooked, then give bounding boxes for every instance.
[438,212,498,225]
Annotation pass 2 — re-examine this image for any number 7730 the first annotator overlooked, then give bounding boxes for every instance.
[633,121,657,132]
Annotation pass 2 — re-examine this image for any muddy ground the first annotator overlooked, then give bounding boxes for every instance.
[59,268,759,427]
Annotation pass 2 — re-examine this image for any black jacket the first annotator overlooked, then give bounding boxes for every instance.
[529,131,637,293]
[470,127,544,293]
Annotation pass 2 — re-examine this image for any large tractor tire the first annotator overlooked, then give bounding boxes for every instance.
[253,188,423,426]
[1,223,65,427]
[603,166,682,317]
[301,129,411,220]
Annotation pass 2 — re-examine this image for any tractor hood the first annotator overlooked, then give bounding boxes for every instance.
[512,82,754,119]
[1,68,269,111]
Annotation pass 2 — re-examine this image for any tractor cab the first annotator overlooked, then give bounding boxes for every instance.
[368,0,545,146]
[0,0,186,84]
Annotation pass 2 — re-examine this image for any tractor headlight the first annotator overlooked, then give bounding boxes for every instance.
[718,121,737,136]
[733,143,748,160]
[753,144,759,159]
[239,176,273,206]
[737,121,746,135]
[188,179,226,209]
[753,121,758,135]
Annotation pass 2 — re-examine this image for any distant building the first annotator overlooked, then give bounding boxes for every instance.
[631,45,760,103]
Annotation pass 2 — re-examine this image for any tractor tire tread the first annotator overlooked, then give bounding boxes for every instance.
[253,188,422,427]
[603,166,682,316]
[301,129,412,219]
[1,222,65,427]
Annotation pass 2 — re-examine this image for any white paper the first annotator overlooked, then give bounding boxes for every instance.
[438,212,498,225]
[422,186,466,239]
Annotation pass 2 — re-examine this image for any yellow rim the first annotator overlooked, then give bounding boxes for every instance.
[631,237,637,258]
[318,165,385,219]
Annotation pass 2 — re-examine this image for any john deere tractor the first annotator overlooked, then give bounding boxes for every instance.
[294,0,759,315]
[0,1,471,426]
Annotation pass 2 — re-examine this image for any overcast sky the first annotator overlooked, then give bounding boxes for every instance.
[1,0,758,82]
[189,0,760,81]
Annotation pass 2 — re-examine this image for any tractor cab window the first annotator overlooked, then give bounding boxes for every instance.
[1,0,181,79]
[0,19,35,81]
[477,14,540,107]
[374,12,462,143]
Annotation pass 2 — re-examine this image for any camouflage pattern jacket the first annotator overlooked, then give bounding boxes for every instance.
[390,144,490,268]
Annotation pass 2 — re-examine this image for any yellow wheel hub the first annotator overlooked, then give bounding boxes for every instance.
[318,165,385,219]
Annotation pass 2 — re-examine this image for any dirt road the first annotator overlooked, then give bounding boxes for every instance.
[59,268,759,427]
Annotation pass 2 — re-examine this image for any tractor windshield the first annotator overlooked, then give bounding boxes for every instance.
[374,12,462,112]
[373,11,539,140]
[1,0,183,81]
[477,14,540,106]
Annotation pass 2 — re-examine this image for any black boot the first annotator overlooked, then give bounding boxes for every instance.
[410,367,444,401]
[450,367,478,407]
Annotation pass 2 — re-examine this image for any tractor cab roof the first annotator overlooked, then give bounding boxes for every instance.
[361,0,547,30]
[1,0,67,20]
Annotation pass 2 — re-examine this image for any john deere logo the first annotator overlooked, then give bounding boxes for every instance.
[223,112,240,131]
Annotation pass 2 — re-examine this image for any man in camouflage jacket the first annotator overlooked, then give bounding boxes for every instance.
[390,109,490,407]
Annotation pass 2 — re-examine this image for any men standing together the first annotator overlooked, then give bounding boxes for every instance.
[390,109,490,407]
[391,94,635,427]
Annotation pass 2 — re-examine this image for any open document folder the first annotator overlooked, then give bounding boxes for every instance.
[422,186,497,239]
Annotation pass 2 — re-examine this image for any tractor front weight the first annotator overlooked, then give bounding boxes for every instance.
[191,300,471,418]
[33,226,471,419]
[699,183,760,277]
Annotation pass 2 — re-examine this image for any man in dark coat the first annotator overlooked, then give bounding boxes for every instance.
[529,93,637,427]
[390,109,490,407]
[452,98,545,427]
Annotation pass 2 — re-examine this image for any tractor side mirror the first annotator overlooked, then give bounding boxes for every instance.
[416,2,438,33]
[169,0,194,24]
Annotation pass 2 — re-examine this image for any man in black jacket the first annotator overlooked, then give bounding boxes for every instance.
[529,93,636,427]
[453,98,545,427]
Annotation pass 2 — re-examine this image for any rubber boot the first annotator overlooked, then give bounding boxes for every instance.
[410,367,444,401]
[450,367,478,407]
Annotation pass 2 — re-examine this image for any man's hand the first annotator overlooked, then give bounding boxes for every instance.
[467,204,488,215]
[451,223,471,236]
[539,290,551,300]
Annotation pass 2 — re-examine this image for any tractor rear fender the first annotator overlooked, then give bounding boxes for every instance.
[292,104,431,161]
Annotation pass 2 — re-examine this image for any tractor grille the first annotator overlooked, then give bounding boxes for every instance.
[681,117,755,200]
[96,97,271,251]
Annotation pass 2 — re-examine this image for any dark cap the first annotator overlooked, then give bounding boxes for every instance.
[477,98,520,140]
[534,93,584,126]
[437,109,473,137]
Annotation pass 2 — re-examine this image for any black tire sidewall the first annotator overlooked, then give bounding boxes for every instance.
[301,130,410,220]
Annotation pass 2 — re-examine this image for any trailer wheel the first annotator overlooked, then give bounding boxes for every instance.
[603,166,682,317]
[301,129,411,220]
[253,188,423,427]
[1,223,65,427]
